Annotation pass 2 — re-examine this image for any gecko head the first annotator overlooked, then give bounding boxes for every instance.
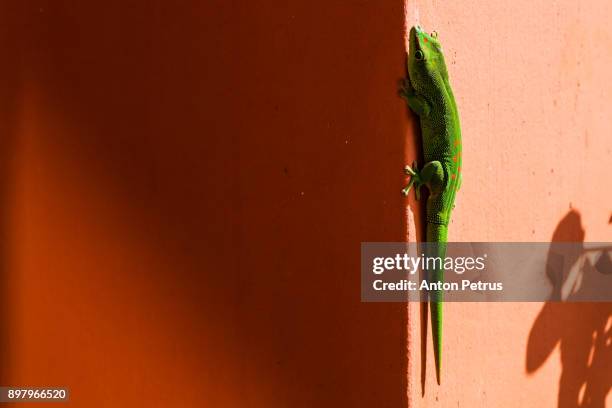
[407,26,449,92]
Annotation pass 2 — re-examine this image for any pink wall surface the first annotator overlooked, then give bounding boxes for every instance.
[404,1,611,406]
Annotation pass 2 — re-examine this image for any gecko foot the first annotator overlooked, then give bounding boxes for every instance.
[398,78,413,100]
[402,161,424,199]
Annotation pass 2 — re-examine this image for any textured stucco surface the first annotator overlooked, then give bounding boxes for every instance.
[405,1,611,406]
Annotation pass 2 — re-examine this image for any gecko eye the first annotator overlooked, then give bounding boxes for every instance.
[415,50,424,61]
[431,31,438,39]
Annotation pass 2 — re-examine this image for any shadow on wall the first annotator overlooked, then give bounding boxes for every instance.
[0,92,14,387]
[0,1,21,385]
[398,62,429,398]
[526,209,611,407]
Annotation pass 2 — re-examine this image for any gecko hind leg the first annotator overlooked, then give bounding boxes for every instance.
[402,160,445,199]
[402,161,424,199]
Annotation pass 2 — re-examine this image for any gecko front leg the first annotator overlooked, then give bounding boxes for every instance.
[399,79,431,117]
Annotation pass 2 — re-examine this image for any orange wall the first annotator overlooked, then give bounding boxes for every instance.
[0,1,409,407]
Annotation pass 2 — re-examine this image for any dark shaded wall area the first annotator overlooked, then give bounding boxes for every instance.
[0,1,410,406]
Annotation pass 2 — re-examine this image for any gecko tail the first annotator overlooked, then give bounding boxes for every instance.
[425,224,447,386]
[431,299,442,385]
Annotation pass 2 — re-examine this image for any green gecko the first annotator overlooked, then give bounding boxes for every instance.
[400,25,462,385]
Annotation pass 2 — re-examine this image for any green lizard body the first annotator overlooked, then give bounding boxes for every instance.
[400,26,462,385]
